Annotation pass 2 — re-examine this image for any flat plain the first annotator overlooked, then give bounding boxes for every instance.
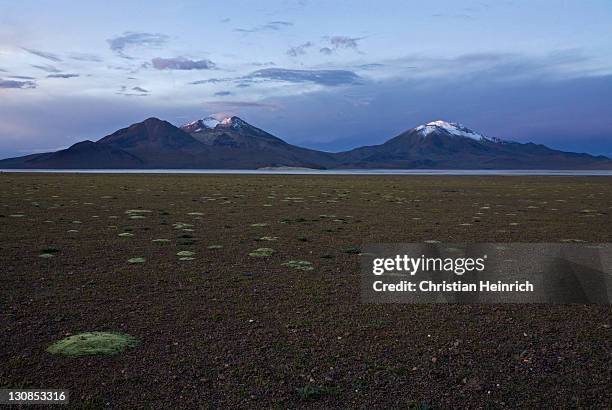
[1,173,610,408]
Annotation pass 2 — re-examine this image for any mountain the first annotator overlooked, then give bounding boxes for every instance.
[0,117,610,170]
[0,116,336,169]
[178,116,338,168]
[333,120,611,169]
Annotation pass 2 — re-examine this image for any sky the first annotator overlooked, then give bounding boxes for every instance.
[0,0,611,159]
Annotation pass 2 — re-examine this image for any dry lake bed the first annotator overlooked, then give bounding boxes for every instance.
[1,173,610,408]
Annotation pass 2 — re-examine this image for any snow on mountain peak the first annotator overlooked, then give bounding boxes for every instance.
[202,116,220,129]
[415,120,489,141]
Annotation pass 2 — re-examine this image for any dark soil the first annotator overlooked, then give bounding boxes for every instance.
[1,173,610,408]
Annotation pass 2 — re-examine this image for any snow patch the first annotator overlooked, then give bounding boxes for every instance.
[415,120,494,141]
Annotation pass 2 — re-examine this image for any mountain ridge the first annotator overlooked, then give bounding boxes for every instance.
[1,116,610,170]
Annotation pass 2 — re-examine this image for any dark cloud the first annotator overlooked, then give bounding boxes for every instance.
[0,78,36,89]
[214,91,232,96]
[22,47,62,62]
[132,86,149,93]
[287,42,313,57]
[189,78,230,85]
[31,64,61,73]
[246,68,362,86]
[191,68,362,87]
[202,101,279,111]
[356,63,385,70]
[235,21,293,33]
[47,73,79,79]
[151,57,216,70]
[68,52,103,62]
[9,75,36,80]
[320,36,364,54]
[391,49,597,82]
[107,32,169,58]
[0,68,7,72]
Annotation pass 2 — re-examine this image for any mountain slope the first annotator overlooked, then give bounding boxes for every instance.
[0,116,339,169]
[333,120,611,169]
[0,118,609,170]
[179,116,338,169]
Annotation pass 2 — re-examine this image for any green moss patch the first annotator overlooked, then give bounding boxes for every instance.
[250,223,269,227]
[249,248,275,257]
[176,251,195,257]
[282,260,314,271]
[127,257,146,264]
[118,232,134,237]
[125,209,152,214]
[47,332,138,357]
[257,236,278,241]
[207,245,223,249]
[152,238,170,243]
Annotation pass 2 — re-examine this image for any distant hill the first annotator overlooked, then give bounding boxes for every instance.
[1,117,610,170]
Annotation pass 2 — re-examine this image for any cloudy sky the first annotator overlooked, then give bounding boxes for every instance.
[1,0,611,158]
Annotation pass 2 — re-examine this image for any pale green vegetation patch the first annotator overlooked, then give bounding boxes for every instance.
[125,209,152,214]
[187,212,204,216]
[118,232,134,237]
[257,236,278,241]
[173,222,193,229]
[9,214,25,217]
[250,223,269,227]
[282,260,314,271]
[46,332,138,357]
[179,257,195,261]
[249,248,275,257]
[39,253,55,258]
[152,238,170,243]
[128,257,146,264]
[130,215,146,219]
[176,251,195,257]
[207,245,223,249]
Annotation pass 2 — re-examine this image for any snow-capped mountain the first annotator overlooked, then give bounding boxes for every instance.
[0,117,609,169]
[180,116,246,134]
[333,119,609,169]
[416,120,487,140]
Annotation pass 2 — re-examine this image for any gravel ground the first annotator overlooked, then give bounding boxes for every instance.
[1,173,610,408]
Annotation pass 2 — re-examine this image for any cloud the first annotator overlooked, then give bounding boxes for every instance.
[191,68,363,87]
[132,86,149,92]
[47,73,79,78]
[22,47,62,62]
[202,100,279,111]
[287,42,313,57]
[151,57,216,70]
[0,78,36,89]
[31,64,61,73]
[235,21,293,33]
[68,52,103,62]
[320,36,364,54]
[246,68,362,86]
[214,91,232,96]
[9,75,36,80]
[189,77,232,85]
[107,32,169,58]
[220,17,231,23]
[386,49,605,82]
